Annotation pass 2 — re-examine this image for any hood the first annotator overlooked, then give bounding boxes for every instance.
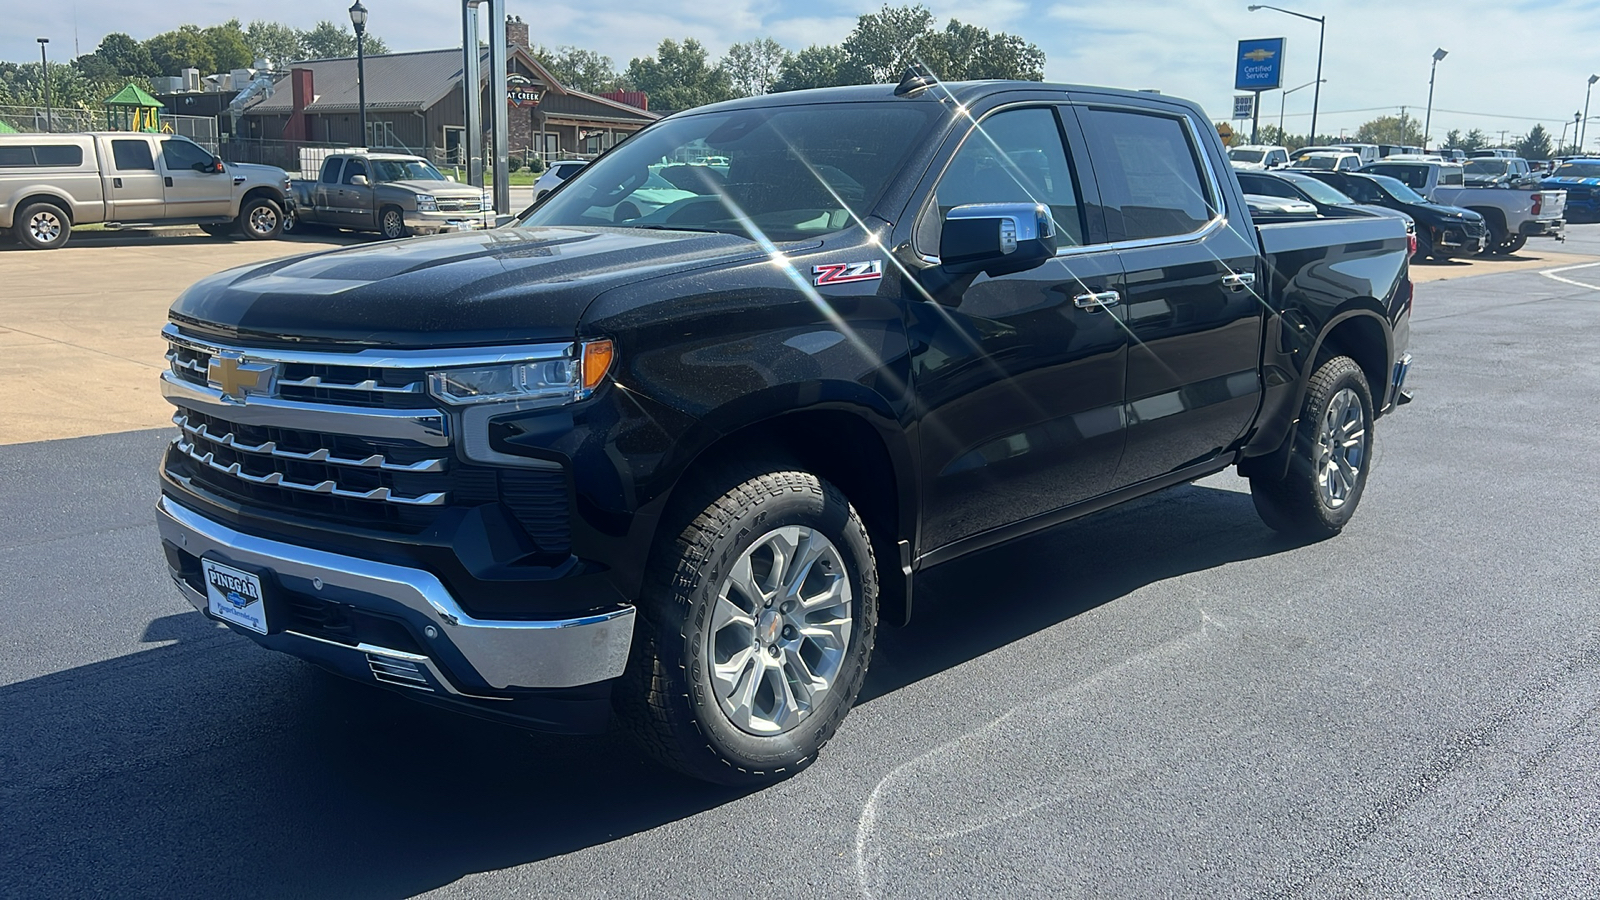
[227,161,289,180]
[387,179,485,197]
[169,226,765,348]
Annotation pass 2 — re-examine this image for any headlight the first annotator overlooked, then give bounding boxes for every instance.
[427,340,614,406]
[415,194,438,212]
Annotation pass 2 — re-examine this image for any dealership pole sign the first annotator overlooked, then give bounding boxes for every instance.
[1235,38,1286,91]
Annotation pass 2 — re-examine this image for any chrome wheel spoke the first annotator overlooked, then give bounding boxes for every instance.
[1316,387,1365,510]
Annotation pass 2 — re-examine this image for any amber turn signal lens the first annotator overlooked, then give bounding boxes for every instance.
[581,339,615,393]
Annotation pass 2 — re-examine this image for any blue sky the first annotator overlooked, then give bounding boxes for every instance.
[11,0,1600,147]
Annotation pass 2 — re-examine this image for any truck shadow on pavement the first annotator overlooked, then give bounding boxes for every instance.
[0,482,1297,899]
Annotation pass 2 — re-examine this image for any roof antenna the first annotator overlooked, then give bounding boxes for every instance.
[894,63,938,97]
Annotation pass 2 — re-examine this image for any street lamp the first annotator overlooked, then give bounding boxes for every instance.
[1583,74,1599,155]
[1248,5,1326,143]
[1424,48,1447,151]
[349,0,368,148]
[1279,78,1325,140]
[36,38,51,134]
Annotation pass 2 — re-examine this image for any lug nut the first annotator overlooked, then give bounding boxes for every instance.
[782,625,796,640]
[781,601,795,613]
[768,645,780,657]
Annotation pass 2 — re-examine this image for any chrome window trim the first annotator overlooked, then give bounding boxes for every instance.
[163,323,574,370]
[162,372,450,447]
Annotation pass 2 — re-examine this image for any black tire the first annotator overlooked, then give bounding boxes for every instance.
[237,196,284,240]
[1485,222,1510,254]
[1249,355,1375,540]
[199,222,236,238]
[1414,228,1433,261]
[1502,234,1528,254]
[13,200,71,250]
[617,465,879,786]
[379,206,407,240]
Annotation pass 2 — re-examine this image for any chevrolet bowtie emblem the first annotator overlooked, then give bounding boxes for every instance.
[207,353,275,402]
[1243,48,1276,62]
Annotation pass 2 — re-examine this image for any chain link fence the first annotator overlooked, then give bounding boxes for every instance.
[0,106,219,152]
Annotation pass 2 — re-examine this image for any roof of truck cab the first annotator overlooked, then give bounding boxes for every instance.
[666,81,1204,116]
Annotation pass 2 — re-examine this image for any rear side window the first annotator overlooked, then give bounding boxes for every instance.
[0,144,85,167]
[320,157,343,183]
[1441,169,1463,186]
[111,140,155,171]
[1369,165,1427,190]
[1078,108,1215,241]
[930,107,1085,247]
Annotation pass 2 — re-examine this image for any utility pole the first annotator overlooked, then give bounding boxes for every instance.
[36,38,51,133]
[1499,129,1508,150]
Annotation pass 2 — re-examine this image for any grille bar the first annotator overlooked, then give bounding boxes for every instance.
[175,437,448,506]
[276,374,424,395]
[173,413,445,473]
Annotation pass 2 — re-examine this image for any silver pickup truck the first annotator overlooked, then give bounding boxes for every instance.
[1,132,292,249]
[284,152,491,239]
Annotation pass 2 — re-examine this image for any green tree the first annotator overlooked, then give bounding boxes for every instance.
[1354,113,1425,146]
[771,45,850,92]
[299,20,387,59]
[1516,124,1553,160]
[1443,128,1463,150]
[74,32,158,79]
[205,20,256,72]
[624,38,734,111]
[245,20,304,68]
[839,4,936,84]
[531,45,623,94]
[722,38,790,97]
[920,20,1044,80]
[146,25,218,77]
[1462,128,1488,151]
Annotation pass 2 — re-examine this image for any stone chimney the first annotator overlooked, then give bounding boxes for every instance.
[505,15,529,51]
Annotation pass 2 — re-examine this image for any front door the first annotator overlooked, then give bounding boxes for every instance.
[314,156,344,219]
[1073,105,1264,486]
[336,156,375,228]
[105,137,164,221]
[158,137,231,218]
[910,105,1130,553]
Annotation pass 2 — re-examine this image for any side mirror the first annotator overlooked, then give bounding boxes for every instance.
[193,160,212,173]
[939,203,1058,278]
[349,174,369,186]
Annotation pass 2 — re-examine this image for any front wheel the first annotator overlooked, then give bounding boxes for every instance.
[237,197,284,240]
[1249,355,1375,540]
[379,206,407,240]
[1414,228,1434,261]
[618,466,879,785]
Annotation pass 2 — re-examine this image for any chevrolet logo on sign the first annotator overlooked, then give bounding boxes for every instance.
[207,353,275,402]
[1243,48,1276,62]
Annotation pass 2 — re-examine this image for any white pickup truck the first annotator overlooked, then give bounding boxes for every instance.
[0,132,292,250]
[1361,157,1565,254]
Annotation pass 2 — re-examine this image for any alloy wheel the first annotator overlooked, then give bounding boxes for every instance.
[28,211,61,244]
[706,525,853,736]
[248,205,278,235]
[1316,387,1366,509]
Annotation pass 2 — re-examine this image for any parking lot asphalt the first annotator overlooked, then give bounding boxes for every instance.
[3,228,1600,898]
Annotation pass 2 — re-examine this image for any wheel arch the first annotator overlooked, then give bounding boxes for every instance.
[656,396,918,626]
[11,192,77,227]
[1467,205,1507,237]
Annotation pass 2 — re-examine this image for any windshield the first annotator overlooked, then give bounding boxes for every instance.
[1464,159,1510,176]
[1553,162,1600,178]
[1368,173,1428,204]
[1281,173,1353,205]
[1291,155,1342,170]
[521,102,941,241]
[1229,149,1266,163]
[372,159,447,182]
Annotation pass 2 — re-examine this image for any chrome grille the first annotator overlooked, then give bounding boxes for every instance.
[434,198,481,213]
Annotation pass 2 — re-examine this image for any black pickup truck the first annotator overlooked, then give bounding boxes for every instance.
[156,75,1412,785]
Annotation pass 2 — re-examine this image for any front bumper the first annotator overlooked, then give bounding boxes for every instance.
[404,209,491,234]
[157,495,635,697]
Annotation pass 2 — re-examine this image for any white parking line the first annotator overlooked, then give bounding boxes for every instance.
[1540,260,1600,290]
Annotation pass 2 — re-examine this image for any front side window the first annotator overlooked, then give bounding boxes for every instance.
[342,158,368,184]
[1369,174,1428,204]
[522,102,940,241]
[1079,108,1215,241]
[111,139,154,171]
[161,137,213,171]
[928,107,1085,248]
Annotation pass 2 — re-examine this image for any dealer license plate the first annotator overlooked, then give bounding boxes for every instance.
[202,559,269,634]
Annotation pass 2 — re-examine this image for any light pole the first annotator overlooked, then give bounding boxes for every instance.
[36,38,51,133]
[1559,116,1572,157]
[1583,74,1599,154]
[1249,5,1325,143]
[1423,48,1446,151]
[349,0,368,148]
[1279,78,1324,140]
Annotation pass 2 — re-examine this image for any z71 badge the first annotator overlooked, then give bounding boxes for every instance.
[812,260,884,286]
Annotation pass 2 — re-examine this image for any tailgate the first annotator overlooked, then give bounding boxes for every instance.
[1536,190,1566,221]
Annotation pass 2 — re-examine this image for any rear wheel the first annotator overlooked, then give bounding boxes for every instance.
[1485,221,1510,254]
[14,201,70,250]
[1501,233,1528,254]
[237,197,283,240]
[617,465,878,785]
[1249,355,1375,540]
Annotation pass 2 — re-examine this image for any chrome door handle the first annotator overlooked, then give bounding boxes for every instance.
[1222,272,1257,291]
[1073,290,1121,310]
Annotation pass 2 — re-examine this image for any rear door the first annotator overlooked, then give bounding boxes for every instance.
[159,137,231,218]
[105,137,164,221]
[1072,102,1264,487]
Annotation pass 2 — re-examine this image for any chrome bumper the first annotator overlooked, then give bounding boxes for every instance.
[404,210,490,234]
[156,496,635,691]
